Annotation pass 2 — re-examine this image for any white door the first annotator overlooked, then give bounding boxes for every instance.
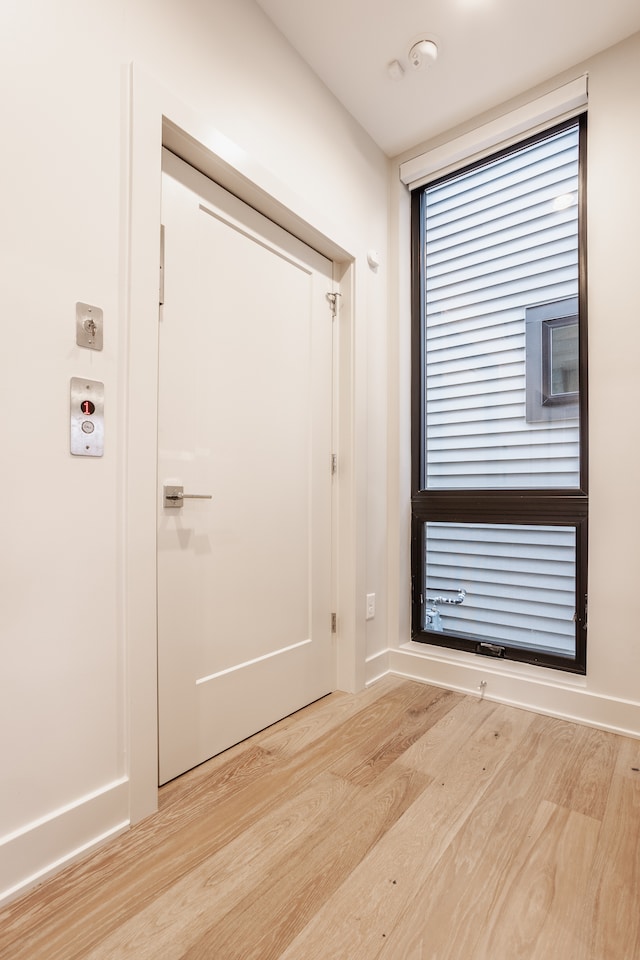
[158,150,335,785]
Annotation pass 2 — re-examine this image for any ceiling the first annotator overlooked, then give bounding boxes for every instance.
[255,0,640,156]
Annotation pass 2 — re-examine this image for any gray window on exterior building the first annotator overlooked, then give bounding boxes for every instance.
[411,117,588,672]
[525,297,579,423]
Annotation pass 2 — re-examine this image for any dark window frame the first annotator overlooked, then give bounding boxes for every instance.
[410,115,589,674]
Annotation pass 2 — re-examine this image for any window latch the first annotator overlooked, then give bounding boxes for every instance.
[476,642,505,659]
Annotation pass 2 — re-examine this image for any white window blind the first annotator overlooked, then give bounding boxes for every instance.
[400,76,587,190]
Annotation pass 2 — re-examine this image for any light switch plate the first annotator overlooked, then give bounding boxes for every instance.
[366,593,376,620]
[76,302,103,350]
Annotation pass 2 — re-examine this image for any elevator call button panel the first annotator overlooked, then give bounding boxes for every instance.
[70,378,104,457]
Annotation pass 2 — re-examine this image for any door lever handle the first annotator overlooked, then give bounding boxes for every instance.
[163,484,213,508]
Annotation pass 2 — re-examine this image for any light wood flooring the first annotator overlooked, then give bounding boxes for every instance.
[1,676,639,959]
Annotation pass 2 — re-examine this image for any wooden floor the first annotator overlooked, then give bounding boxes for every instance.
[1,676,639,959]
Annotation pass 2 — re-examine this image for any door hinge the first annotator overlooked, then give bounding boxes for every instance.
[327,292,341,318]
[331,612,337,634]
[331,453,338,476]
[159,224,165,306]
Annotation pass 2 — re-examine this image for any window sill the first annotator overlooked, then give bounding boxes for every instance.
[398,638,589,690]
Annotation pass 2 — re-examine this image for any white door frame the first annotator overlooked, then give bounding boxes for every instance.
[125,64,365,824]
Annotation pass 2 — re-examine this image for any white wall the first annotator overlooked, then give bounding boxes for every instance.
[0,0,390,904]
[388,31,640,736]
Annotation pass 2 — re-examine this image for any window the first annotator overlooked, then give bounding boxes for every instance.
[525,297,579,422]
[411,116,588,673]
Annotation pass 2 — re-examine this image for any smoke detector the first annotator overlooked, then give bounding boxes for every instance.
[408,38,438,69]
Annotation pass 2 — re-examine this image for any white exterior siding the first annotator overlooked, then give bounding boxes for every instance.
[425,523,576,655]
[424,125,580,489]
[422,124,581,656]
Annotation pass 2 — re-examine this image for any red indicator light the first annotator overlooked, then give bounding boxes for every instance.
[81,400,95,416]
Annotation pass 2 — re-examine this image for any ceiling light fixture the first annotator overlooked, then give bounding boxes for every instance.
[408,38,438,69]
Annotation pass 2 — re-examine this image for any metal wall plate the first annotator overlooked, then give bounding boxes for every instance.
[70,377,104,457]
[164,484,183,508]
[76,302,103,350]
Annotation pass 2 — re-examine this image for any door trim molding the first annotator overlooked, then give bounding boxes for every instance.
[125,63,362,823]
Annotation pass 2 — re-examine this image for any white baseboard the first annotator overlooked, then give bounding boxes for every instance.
[379,645,640,739]
[365,648,390,687]
[0,778,130,906]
